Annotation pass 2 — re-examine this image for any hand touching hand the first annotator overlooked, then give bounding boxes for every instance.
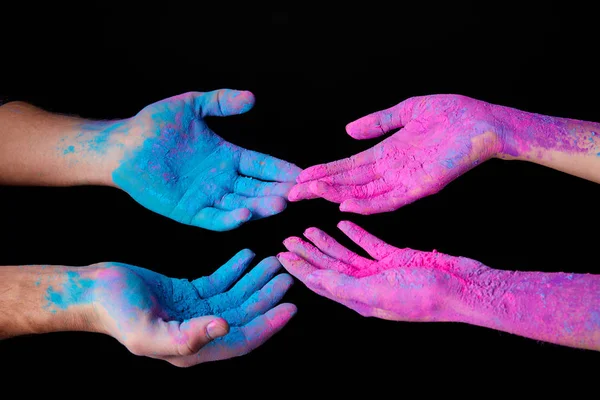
[278,221,486,322]
[83,250,295,367]
[112,89,301,231]
[289,94,504,214]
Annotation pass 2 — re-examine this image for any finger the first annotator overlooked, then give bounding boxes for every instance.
[303,227,373,267]
[136,316,229,358]
[296,148,375,183]
[301,276,375,317]
[196,89,256,117]
[192,249,255,297]
[239,149,302,182]
[276,251,318,284]
[282,236,358,275]
[336,220,396,260]
[191,207,252,232]
[216,193,287,219]
[305,269,364,304]
[339,190,416,215]
[233,176,296,197]
[345,96,421,139]
[219,273,294,326]
[287,182,320,202]
[321,163,379,185]
[207,256,283,313]
[168,303,297,366]
[309,179,391,203]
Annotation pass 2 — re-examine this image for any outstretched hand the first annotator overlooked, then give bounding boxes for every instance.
[278,221,486,321]
[289,95,504,214]
[87,250,296,367]
[113,89,302,231]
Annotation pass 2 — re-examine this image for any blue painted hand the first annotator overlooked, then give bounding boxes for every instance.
[112,89,302,231]
[49,250,296,367]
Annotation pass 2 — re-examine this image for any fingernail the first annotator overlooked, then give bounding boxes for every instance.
[206,320,228,340]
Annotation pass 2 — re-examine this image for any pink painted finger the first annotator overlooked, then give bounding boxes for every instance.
[302,273,375,317]
[303,227,374,268]
[276,252,318,283]
[337,220,396,260]
[287,182,320,202]
[345,96,421,139]
[305,269,368,305]
[296,148,375,183]
[339,190,416,215]
[309,179,391,203]
[321,163,378,185]
[282,236,356,275]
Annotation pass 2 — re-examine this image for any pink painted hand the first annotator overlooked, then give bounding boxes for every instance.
[278,221,600,351]
[279,220,481,321]
[289,94,600,214]
[289,95,503,214]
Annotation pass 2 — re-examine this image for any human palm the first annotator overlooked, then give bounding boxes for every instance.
[279,221,486,322]
[113,89,301,231]
[91,249,296,367]
[289,94,504,214]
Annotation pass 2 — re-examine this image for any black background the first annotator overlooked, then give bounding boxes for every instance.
[1,3,598,390]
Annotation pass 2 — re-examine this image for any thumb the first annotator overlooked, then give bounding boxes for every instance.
[345,96,420,139]
[144,316,230,357]
[197,89,256,118]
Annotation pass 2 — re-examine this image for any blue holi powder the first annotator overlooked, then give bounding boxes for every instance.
[563,322,573,334]
[63,145,75,155]
[78,121,127,154]
[597,152,600,157]
[45,271,94,310]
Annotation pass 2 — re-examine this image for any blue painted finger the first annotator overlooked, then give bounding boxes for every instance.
[219,273,294,326]
[191,249,255,298]
[207,256,282,313]
[191,207,252,231]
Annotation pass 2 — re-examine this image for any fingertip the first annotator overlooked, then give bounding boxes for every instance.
[345,121,359,137]
[287,186,300,202]
[337,220,353,230]
[262,255,282,268]
[278,272,295,287]
[282,236,302,250]
[277,251,300,262]
[206,318,230,340]
[233,90,255,114]
[272,196,287,213]
[275,302,298,319]
[232,208,252,222]
[288,164,303,181]
[236,248,256,260]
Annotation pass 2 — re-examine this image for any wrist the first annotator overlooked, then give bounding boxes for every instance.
[50,265,104,334]
[446,264,518,327]
[69,119,133,187]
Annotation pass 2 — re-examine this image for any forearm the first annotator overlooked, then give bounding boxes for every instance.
[451,267,600,351]
[0,264,100,339]
[0,101,127,186]
[494,105,600,183]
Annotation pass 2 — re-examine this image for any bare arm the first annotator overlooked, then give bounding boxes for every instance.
[494,105,600,183]
[0,101,124,186]
[0,265,98,338]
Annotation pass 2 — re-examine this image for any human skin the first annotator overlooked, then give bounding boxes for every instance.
[0,89,301,230]
[288,94,600,214]
[0,250,297,367]
[278,221,600,351]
